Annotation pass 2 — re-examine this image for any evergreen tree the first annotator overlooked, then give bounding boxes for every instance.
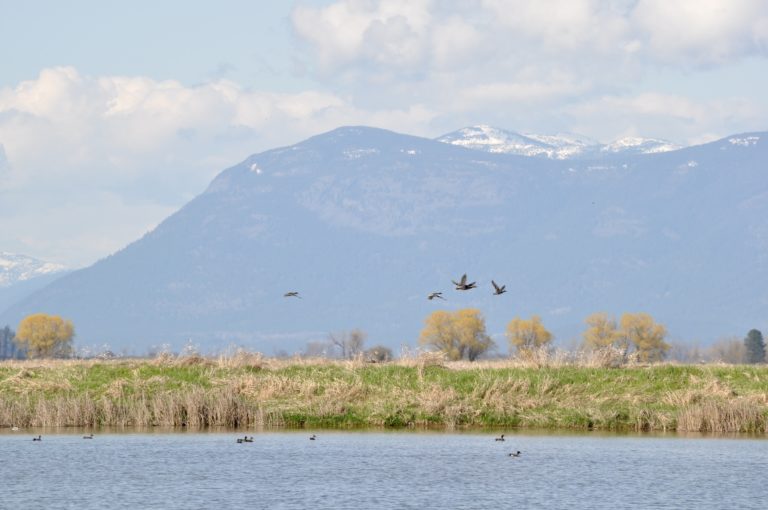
[744,329,766,364]
[0,325,26,359]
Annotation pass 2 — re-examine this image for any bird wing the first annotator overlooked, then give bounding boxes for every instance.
[460,274,468,285]
[492,280,500,291]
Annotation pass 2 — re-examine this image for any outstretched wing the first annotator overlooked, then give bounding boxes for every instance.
[460,274,467,285]
[492,280,500,292]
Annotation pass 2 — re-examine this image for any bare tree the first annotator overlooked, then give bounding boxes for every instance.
[303,341,330,358]
[329,329,367,359]
[707,336,746,364]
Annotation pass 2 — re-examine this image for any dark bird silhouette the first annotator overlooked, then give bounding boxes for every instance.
[32,435,41,441]
[309,434,317,440]
[243,436,254,442]
[491,280,506,295]
[427,292,445,300]
[452,274,477,291]
[508,451,522,457]
[236,438,244,443]
[83,434,94,439]
[284,292,301,298]
[495,434,505,441]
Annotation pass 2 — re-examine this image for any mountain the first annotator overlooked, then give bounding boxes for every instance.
[437,125,681,159]
[1,127,766,354]
[0,252,67,315]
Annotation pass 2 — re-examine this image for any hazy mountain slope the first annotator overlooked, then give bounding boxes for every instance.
[1,127,765,354]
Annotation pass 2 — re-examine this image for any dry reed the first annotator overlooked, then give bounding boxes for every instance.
[1,354,766,433]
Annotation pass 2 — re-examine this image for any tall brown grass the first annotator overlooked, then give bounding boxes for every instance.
[1,351,767,433]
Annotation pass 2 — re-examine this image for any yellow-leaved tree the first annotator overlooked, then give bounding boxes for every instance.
[15,313,75,359]
[582,312,622,350]
[419,308,494,361]
[618,312,669,362]
[506,315,553,355]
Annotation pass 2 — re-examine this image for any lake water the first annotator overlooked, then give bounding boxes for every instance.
[0,430,765,509]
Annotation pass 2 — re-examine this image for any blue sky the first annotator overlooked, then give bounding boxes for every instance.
[1,0,767,267]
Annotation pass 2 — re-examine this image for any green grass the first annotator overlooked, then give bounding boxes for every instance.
[0,358,766,432]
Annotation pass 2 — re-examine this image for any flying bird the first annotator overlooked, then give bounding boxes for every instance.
[284,292,301,298]
[491,280,507,295]
[427,292,445,300]
[452,274,477,291]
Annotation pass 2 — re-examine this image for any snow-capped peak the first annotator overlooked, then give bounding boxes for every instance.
[437,126,683,159]
[601,137,682,155]
[0,252,66,288]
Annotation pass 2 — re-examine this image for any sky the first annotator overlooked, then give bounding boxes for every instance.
[1,0,767,268]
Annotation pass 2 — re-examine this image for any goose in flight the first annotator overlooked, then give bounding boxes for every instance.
[492,280,507,295]
[284,291,301,298]
[427,292,445,300]
[452,274,477,291]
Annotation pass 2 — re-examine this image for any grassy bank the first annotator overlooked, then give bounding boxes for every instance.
[1,354,767,433]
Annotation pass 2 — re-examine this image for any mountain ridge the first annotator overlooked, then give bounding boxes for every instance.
[1,126,765,354]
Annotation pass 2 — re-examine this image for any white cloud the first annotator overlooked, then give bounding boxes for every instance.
[632,0,768,64]
[291,0,434,71]
[289,0,768,140]
[565,92,764,142]
[481,0,634,54]
[0,66,438,266]
[3,1,768,267]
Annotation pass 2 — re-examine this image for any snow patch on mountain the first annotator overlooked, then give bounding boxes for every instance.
[601,137,682,154]
[0,252,66,288]
[437,126,682,159]
[728,136,760,147]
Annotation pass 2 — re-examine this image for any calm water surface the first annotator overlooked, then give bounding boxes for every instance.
[0,430,765,509]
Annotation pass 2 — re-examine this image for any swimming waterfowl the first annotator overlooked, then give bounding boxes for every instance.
[243,436,254,442]
[491,280,506,295]
[11,426,19,431]
[309,434,317,440]
[495,434,505,441]
[83,434,94,439]
[452,274,477,291]
[284,291,301,298]
[508,451,522,457]
[427,292,445,300]
[32,435,41,441]
[236,438,244,443]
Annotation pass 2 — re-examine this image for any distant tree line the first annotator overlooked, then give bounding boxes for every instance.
[0,325,26,359]
[417,309,672,362]
[303,328,393,362]
[0,314,75,360]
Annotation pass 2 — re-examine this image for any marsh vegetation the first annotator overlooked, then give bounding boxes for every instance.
[1,349,766,433]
